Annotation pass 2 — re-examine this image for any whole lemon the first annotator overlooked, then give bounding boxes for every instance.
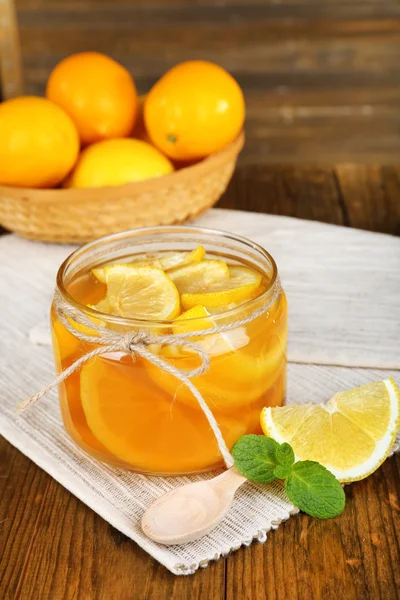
[0,96,79,188]
[144,60,245,161]
[46,52,138,146]
[65,138,174,188]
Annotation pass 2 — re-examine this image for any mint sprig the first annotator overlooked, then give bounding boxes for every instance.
[285,461,345,519]
[273,464,292,479]
[232,434,278,483]
[276,442,295,467]
[232,435,345,520]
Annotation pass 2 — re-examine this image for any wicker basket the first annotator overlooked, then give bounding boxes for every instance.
[0,132,244,243]
[0,0,244,243]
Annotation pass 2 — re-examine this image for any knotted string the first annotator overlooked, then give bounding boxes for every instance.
[20,278,281,468]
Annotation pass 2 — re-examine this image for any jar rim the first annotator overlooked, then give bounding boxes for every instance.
[56,225,279,326]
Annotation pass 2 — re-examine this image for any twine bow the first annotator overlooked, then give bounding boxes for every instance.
[20,279,281,469]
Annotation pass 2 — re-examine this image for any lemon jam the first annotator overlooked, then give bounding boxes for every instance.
[51,227,288,475]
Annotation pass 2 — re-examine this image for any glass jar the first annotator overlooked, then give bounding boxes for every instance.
[51,226,287,475]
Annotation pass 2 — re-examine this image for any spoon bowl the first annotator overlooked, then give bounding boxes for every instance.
[141,467,247,545]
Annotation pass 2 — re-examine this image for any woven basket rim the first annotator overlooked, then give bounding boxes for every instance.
[0,131,244,204]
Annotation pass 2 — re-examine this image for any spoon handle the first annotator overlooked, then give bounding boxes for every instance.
[211,466,247,496]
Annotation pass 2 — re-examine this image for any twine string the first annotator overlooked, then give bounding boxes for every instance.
[20,278,281,469]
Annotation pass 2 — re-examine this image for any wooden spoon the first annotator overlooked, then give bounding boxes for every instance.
[141,467,247,545]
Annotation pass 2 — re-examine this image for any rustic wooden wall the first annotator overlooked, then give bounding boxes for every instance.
[11,0,400,164]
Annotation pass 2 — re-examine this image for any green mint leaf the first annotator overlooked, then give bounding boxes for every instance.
[232,434,279,483]
[276,442,295,467]
[273,464,292,479]
[285,461,345,519]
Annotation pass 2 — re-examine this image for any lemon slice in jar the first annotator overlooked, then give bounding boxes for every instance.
[146,335,286,411]
[79,355,252,473]
[92,265,180,320]
[172,305,213,335]
[181,265,262,310]
[260,379,400,482]
[171,305,249,355]
[92,245,205,283]
[168,260,230,295]
[146,295,287,410]
[157,245,206,271]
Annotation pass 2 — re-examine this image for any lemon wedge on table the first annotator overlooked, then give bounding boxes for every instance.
[261,378,400,482]
[92,265,180,320]
[181,265,262,310]
[92,245,205,283]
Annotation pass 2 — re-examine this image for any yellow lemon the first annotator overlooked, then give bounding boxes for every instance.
[144,60,245,160]
[261,379,400,482]
[65,138,174,188]
[46,51,138,146]
[0,96,79,188]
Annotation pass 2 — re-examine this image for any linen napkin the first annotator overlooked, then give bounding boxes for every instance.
[0,209,399,575]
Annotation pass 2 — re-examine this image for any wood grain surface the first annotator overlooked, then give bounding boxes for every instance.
[1,166,399,600]
[0,0,23,99]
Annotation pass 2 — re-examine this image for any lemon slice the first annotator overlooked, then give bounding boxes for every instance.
[92,246,205,283]
[261,378,400,482]
[158,245,206,271]
[92,260,161,282]
[168,260,230,295]
[80,355,254,473]
[89,298,110,314]
[166,304,249,358]
[52,303,108,362]
[147,299,287,411]
[172,305,213,335]
[146,335,286,413]
[174,305,250,354]
[181,265,262,310]
[68,306,106,337]
[92,265,180,320]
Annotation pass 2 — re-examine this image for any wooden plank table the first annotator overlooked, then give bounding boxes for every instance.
[1,165,400,599]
